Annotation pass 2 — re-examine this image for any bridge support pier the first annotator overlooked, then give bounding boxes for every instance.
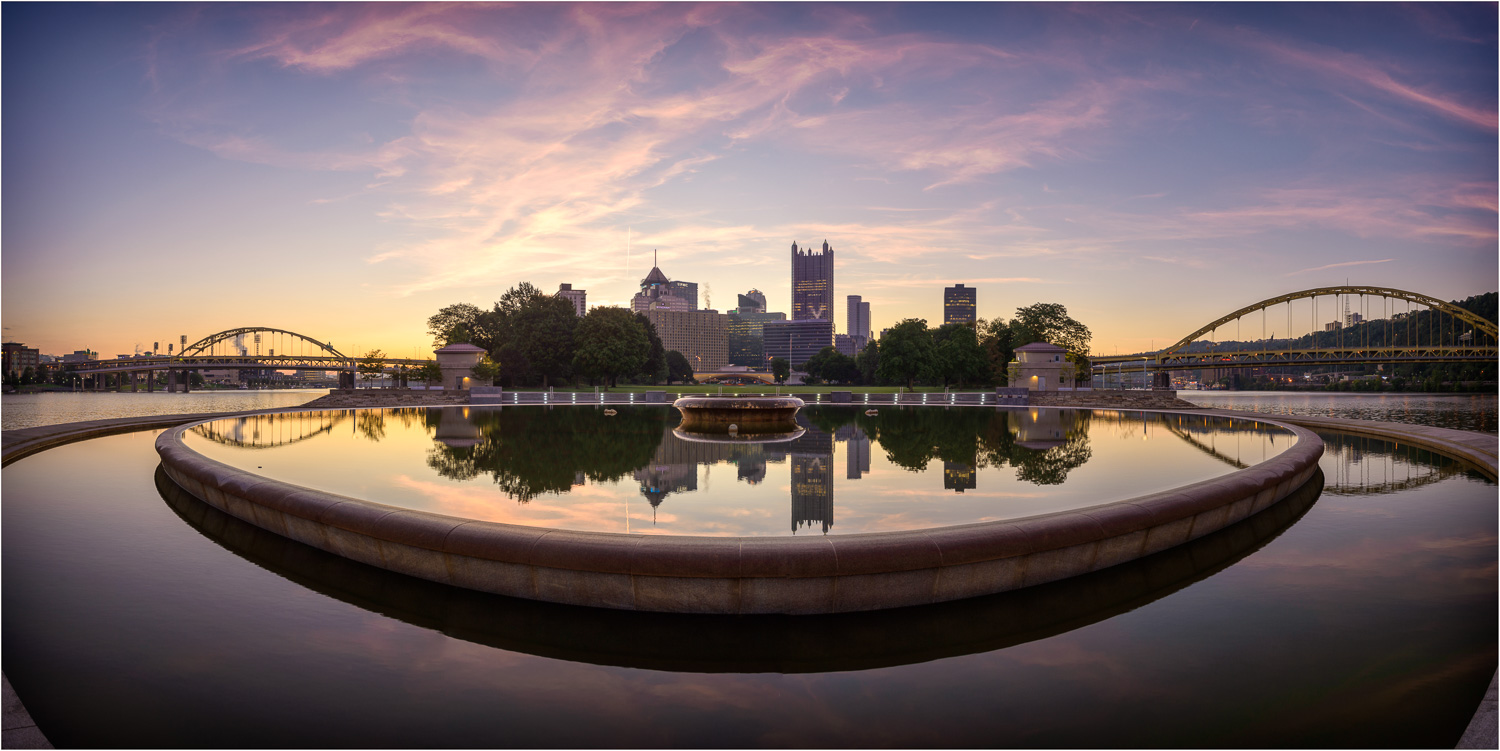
[147,370,155,393]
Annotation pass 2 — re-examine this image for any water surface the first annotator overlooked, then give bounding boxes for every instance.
[1,389,325,431]
[182,406,1294,535]
[1178,390,1497,433]
[2,425,1492,747]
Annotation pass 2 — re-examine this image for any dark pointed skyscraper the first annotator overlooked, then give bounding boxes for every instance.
[791,240,835,327]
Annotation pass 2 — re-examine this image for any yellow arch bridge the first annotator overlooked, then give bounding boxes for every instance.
[1092,286,1497,376]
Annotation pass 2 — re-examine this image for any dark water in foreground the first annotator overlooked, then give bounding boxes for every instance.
[2,422,1493,747]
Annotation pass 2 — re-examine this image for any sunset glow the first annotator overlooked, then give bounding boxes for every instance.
[4,3,1494,358]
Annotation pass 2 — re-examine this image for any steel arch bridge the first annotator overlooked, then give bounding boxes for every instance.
[1093,286,1498,375]
[180,327,347,359]
[67,326,432,384]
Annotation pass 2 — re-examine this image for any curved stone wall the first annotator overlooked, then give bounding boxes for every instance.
[154,411,1325,614]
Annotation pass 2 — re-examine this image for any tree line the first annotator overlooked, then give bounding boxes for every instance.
[801,302,1092,389]
[426,283,694,389]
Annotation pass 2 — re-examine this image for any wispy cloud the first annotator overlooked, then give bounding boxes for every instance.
[1286,259,1394,277]
[1226,25,1497,131]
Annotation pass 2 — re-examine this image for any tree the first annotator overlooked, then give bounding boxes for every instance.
[413,359,442,389]
[515,294,579,389]
[804,346,859,385]
[572,307,649,388]
[634,313,668,384]
[856,340,880,385]
[932,323,989,387]
[978,317,1014,384]
[1011,302,1092,385]
[876,318,934,390]
[357,349,386,388]
[470,355,501,386]
[771,357,790,384]
[665,350,694,384]
[427,303,484,348]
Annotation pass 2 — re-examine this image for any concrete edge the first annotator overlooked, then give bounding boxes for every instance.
[2,674,51,750]
[151,408,1324,614]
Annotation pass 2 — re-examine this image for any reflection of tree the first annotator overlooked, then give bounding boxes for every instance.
[425,407,667,503]
[355,410,387,442]
[1010,430,1092,485]
[823,406,1093,485]
[860,407,1000,471]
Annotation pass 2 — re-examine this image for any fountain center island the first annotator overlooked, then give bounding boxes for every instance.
[672,394,805,432]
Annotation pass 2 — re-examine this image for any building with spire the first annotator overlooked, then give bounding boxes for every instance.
[791,240,835,326]
[631,254,692,313]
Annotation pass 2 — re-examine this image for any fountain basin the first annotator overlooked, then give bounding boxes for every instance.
[155,406,1324,615]
[672,395,804,431]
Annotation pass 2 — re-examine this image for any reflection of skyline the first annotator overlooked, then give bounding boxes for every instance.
[836,423,871,480]
[943,462,976,493]
[640,413,852,534]
[790,455,833,534]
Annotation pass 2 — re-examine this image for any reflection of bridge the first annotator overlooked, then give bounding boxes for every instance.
[1093,286,1497,376]
[67,327,430,391]
[191,411,348,449]
[1320,432,1468,496]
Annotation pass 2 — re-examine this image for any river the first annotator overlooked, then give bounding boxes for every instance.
[0,389,327,431]
[1176,390,1497,433]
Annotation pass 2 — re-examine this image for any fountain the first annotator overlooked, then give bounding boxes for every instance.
[670,394,805,432]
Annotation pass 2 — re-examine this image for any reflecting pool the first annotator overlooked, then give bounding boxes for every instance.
[2,416,1493,747]
[182,406,1294,535]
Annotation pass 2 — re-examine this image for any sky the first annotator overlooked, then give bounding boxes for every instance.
[3,2,1495,360]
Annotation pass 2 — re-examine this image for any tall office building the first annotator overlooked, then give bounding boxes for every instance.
[791,240,834,326]
[556,283,586,316]
[727,310,787,367]
[846,295,870,352]
[944,283,977,325]
[643,309,729,372]
[763,318,834,368]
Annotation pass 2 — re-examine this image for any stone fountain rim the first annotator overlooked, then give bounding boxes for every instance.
[152,404,1325,614]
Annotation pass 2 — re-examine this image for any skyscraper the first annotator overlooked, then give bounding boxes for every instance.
[846,294,870,350]
[944,283,977,325]
[791,240,834,326]
[727,310,787,367]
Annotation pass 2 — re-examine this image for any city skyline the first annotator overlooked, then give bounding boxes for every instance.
[3,3,1495,359]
